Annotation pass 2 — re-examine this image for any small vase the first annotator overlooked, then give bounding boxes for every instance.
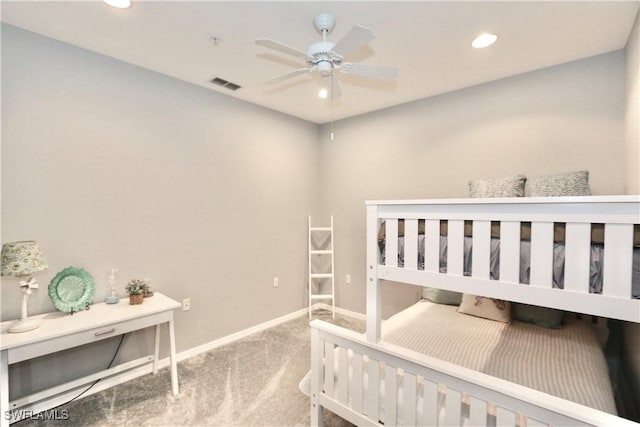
[129,294,144,305]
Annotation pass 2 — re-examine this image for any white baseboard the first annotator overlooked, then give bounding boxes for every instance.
[175,306,309,362]
[153,303,363,371]
[312,302,366,321]
[13,303,362,419]
[175,303,364,366]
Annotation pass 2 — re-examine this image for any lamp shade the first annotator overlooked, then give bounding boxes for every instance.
[1,241,48,277]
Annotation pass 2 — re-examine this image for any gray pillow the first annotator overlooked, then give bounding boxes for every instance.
[422,287,462,305]
[469,175,526,198]
[513,303,564,328]
[524,170,591,197]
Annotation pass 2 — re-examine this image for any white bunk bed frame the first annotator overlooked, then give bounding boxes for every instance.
[310,195,640,427]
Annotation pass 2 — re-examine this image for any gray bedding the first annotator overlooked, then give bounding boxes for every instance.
[383,235,640,298]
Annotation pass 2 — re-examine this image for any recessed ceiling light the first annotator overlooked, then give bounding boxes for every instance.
[472,33,498,49]
[318,88,328,99]
[103,0,131,9]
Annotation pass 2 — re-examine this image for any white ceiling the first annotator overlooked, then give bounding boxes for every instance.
[2,1,639,124]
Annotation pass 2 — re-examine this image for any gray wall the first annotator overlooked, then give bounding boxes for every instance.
[1,24,319,396]
[625,11,640,194]
[319,52,626,316]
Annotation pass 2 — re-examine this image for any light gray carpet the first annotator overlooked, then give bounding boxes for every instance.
[16,310,364,426]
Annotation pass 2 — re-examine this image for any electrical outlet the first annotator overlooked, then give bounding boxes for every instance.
[182,298,191,311]
[273,277,279,288]
[346,274,351,285]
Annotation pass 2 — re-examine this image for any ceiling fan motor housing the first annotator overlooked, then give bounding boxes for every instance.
[307,41,339,75]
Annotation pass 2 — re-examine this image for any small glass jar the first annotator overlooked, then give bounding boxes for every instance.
[105,268,120,304]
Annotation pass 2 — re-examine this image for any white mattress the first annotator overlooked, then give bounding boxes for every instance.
[382,300,617,414]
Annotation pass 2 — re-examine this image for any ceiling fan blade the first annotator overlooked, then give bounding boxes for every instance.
[331,25,375,59]
[264,68,312,83]
[321,74,342,99]
[256,38,306,58]
[340,62,398,81]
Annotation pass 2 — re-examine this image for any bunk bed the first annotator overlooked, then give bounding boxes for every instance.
[308,195,640,427]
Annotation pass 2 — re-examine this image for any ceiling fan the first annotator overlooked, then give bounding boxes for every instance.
[256,13,398,99]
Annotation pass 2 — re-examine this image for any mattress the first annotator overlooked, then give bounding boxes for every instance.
[382,300,617,414]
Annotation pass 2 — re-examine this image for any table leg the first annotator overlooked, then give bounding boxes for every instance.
[168,319,179,395]
[153,324,160,375]
[1,351,10,427]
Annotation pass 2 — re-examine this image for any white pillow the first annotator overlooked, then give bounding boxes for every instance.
[458,294,511,323]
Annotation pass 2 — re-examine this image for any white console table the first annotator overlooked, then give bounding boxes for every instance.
[0,292,181,425]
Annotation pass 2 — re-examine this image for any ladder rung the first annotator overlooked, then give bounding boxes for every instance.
[310,273,333,279]
[310,295,334,300]
[310,250,333,254]
[310,227,332,231]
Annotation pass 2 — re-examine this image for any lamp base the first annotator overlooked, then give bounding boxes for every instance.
[8,317,41,333]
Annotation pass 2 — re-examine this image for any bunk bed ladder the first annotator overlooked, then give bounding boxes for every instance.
[308,215,335,319]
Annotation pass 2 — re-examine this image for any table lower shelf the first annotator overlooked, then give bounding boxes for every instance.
[7,355,155,423]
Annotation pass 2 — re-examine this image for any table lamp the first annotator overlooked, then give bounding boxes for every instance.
[1,241,48,333]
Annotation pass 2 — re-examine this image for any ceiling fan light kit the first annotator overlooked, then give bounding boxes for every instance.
[102,0,131,9]
[256,13,398,99]
[472,33,498,48]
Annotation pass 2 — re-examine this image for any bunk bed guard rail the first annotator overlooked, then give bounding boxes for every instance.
[310,319,638,427]
[366,195,640,342]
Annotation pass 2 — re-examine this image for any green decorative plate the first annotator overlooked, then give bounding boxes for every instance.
[48,267,95,313]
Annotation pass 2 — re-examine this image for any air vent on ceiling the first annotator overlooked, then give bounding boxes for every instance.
[210,77,242,91]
